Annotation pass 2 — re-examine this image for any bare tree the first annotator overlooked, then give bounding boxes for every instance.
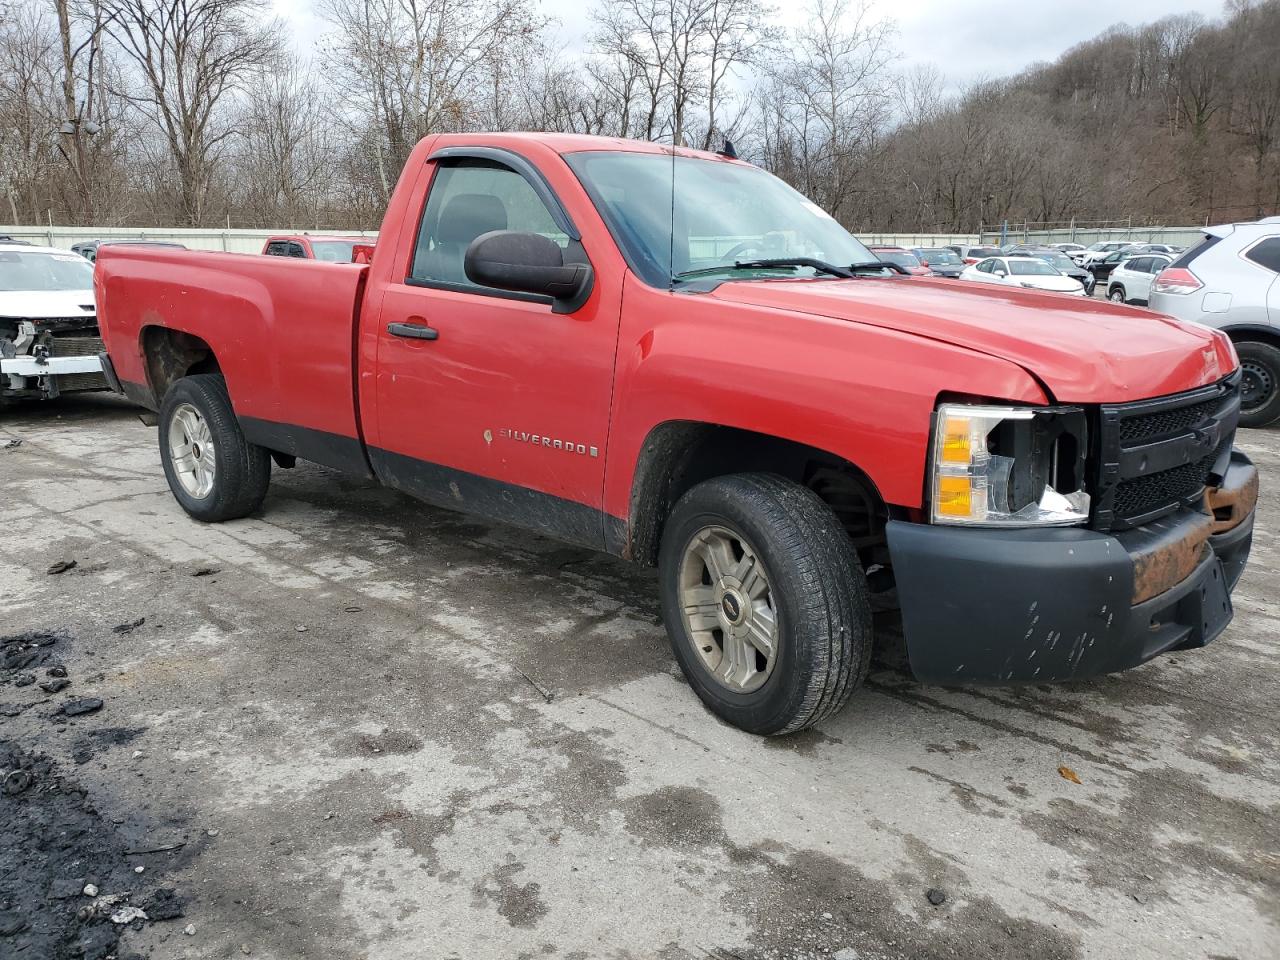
[757,0,896,224]
[234,61,337,226]
[96,0,280,225]
[319,0,543,202]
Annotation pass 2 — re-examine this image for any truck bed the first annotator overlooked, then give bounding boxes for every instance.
[95,247,369,473]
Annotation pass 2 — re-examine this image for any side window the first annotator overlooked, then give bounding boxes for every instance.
[1127,257,1150,274]
[977,259,994,273]
[264,242,287,256]
[287,243,307,258]
[1244,237,1280,274]
[410,161,567,287]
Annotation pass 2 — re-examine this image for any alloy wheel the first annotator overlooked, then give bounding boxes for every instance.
[168,402,216,499]
[677,525,778,693]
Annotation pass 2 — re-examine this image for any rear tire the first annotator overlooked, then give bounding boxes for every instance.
[658,473,872,736]
[158,374,271,521]
[1109,286,1126,303]
[1235,341,1280,428]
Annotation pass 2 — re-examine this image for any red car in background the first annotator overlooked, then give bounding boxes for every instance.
[867,245,931,276]
[261,235,372,263]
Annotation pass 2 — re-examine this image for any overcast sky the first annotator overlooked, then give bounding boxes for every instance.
[271,0,1228,88]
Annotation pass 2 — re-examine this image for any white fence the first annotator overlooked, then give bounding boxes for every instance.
[856,233,980,248]
[979,225,1208,248]
[0,225,378,255]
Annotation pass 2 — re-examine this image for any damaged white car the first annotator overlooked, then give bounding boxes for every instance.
[0,242,108,400]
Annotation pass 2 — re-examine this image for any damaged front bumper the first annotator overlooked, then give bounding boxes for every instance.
[887,450,1258,684]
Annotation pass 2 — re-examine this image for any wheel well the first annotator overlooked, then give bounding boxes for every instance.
[141,327,221,404]
[1222,327,1280,352]
[626,421,889,570]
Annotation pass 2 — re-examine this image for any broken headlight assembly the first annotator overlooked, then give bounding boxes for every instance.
[930,404,1090,526]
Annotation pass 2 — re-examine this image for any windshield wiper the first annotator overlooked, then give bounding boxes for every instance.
[674,257,855,281]
[848,260,910,275]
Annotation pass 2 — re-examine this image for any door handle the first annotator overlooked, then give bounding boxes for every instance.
[388,321,439,341]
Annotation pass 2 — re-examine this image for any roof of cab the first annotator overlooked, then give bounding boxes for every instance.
[428,131,740,163]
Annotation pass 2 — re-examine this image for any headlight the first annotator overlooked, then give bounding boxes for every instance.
[931,404,1090,526]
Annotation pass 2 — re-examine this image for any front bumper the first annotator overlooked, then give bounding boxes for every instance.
[887,451,1257,684]
[1,353,106,398]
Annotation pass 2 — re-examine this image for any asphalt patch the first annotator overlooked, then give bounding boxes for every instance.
[0,740,187,959]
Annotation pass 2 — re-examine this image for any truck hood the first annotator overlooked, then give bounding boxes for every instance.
[708,276,1235,403]
[0,289,97,320]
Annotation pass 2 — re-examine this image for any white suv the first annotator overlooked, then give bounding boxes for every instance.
[1148,216,1280,427]
[1106,254,1173,305]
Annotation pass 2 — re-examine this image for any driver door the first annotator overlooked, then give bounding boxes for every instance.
[367,155,622,548]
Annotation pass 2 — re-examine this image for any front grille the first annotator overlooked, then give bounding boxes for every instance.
[1111,454,1217,518]
[1092,374,1240,530]
[1117,398,1219,446]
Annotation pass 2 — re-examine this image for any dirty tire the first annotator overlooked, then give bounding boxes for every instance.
[158,374,271,521]
[1108,285,1125,302]
[1235,341,1280,428]
[658,473,872,736]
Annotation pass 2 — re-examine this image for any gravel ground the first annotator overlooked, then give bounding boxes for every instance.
[1,393,1277,960]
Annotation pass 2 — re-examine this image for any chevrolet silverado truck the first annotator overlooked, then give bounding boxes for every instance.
[94,133,1259,736]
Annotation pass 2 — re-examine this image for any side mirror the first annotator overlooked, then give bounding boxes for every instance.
[351,243,375,264]
[993,269,1007,278]
[464,230,593,314]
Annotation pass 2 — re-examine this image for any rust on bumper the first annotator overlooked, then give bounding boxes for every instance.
[1206,460,1260,534]
[1127,513,1214,604]
[1125,456,1259,605]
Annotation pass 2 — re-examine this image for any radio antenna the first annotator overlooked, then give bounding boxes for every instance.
[667,131,677,290]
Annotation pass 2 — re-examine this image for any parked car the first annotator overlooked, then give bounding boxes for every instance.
[1106,253,1174,305]
[959,254,1086,295]
[958,244,1003,265]
[1075,241,1138,267]
[1087,247,1137,282]
[1050,242,1087,256]
[1131,243,1179,256]
[71,240,187,263]
[0,242,107,399]
[0,235,32,245]
[1149,216,1280,426]
[95,131,1256,736]
[910,247,965,278]
[1024,248,1096,295]
[868,245,930,276]
[262,235,372,263]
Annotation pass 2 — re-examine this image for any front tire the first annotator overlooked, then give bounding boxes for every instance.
[658,473,872,736]
[1108,285,1126,303]
[158,374,271,521]
[1236,341,1280,428]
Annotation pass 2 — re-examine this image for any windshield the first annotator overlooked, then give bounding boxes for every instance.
[565,152,874,285]
[1031,252,1076,271]
[1008,259,1058,276]
[918,248,961,264]
[310,240,359,263]
[874,251,921,269]
[0,249,94,292]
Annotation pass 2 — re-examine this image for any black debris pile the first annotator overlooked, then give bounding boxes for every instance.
[1,630,66,676]
[2,631,74,718]
[0,740,187,960]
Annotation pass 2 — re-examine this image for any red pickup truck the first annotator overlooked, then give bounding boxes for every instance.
[95,133,1259,736]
